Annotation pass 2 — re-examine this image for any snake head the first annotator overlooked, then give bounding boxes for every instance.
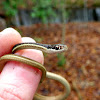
[47,44,68,53]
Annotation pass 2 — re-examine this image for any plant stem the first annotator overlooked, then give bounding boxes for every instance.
[61,1,66,44]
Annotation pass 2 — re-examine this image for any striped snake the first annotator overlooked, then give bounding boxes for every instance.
[0,43,71,100]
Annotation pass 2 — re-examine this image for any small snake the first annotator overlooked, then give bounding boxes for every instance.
[0,43,71,100]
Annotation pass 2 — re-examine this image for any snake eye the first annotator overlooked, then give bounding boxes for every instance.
[55,46,59,50]
[60,46,63,49]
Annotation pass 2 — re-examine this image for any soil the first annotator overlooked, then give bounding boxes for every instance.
[16,22,100,100]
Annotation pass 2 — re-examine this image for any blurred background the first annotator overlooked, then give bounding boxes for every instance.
[0,0,100,100]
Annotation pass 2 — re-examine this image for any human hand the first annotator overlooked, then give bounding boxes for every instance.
[0,28,44,100]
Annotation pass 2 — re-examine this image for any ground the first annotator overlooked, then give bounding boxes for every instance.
[16,22,100,100]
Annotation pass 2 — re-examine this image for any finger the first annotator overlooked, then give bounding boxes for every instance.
[0,28,21,57]
[0,37,44,100]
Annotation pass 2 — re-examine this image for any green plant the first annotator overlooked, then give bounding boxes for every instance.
[34,37,43,43]
[2,0,24,16]
[31,0,56,23]
[56,0,70,67]
[57,53,66,67]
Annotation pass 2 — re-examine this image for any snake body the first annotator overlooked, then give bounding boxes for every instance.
[0,43,71,100]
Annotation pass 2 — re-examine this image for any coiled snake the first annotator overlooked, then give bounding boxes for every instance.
[0,43,71,100]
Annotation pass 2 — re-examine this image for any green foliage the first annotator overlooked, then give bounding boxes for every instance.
[57,53,66,67]
[31,0,56,23]
[34,37,43,43]
[2,0,24,16]
[94,0,100,7]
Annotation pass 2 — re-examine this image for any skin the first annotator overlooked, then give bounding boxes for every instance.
[0,28,44,100]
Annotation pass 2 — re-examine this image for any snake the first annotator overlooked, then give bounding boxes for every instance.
[0,42,71,100]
